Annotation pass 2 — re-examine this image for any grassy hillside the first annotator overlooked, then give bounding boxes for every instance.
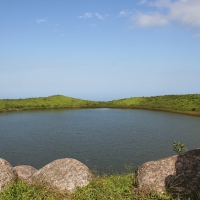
[107,94,200,116]
[0,95,103,112]
[0,94,200,116]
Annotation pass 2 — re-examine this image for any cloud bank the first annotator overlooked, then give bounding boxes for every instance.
[132,0,200,28]
[118,10,132,17]
[79,12,93,19]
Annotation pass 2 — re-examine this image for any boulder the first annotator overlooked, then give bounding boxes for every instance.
[14,165,37,184]
[0,158,18,192]
[136,148,200,195]
[32,158,92,193]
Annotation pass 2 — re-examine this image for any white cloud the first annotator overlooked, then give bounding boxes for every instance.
[132,12,168,27]
[132,0,200,28]
[78,24,96,28]
[118,10,132,17]
[36,18,47,23]
[169,0,200,27]
[148,0,172,8]
[138,0,148,4]
[79,12,93,19]
[95,13,104,19]
[193,33,200,38]
[79,12,104,20]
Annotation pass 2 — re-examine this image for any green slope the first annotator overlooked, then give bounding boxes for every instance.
[0,94,200,116]
[0,95,103,112]
[107,94,200,116]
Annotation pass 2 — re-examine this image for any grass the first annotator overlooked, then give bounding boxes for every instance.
[73,173,135,200]
[0,180,68,200]
[108,94,200,110]
[0,94,200,199]
[1,94,200,116]
[0,95,104,112]
[1,173,200,200]
[0,172,193,200]
[106,94,200,116]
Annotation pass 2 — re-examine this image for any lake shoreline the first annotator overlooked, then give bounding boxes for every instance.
[1,106,200,117]
[0,94,199,117]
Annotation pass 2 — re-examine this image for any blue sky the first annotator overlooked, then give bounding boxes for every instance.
[1,0,200,101]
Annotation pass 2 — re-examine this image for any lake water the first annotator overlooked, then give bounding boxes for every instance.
[0,108,200,174]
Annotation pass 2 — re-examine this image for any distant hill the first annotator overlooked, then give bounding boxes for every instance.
[0,95,102,112]
[0,94,200,116]
[107,94,200,116]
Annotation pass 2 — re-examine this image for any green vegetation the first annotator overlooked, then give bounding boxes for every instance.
[1,173,196,200]
[0,95,104,112]
[73,173,174,200]
[0,180,67,200]
[0,95,200,199]
[0,94,200,116]
[173,140,188,155]
[106,94,200,116]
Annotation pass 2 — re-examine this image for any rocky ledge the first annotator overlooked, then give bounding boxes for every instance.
[1,148,200,196]
[136,148,200,196]
[0,158,92,194]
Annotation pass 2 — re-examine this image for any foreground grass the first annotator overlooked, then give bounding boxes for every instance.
[0,180,68,200]
[1,173,199,200]
[0,94,200,116]
[73,173,174,200]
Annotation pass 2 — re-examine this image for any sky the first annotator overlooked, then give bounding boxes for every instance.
[1,0,200,101]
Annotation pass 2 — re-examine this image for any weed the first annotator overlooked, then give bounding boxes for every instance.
[173,141,188,155]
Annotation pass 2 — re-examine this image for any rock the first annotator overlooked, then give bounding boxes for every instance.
[0,158,18,192]
[136,155,177,194]
[14,165,37,184]
[32,158,92,193]
[136,148,200,195]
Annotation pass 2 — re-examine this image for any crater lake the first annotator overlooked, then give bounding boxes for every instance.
[0,108,200,173]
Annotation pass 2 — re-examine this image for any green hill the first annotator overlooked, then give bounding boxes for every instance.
[0,94,200,116]
[0,95,103,112]
[107,94,200,116]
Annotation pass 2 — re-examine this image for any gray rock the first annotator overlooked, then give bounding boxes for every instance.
[136,155,177,194]
[0,158,18,192]
[32,158,92,193]
[136,148,200,195]
[14,165,37,184]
